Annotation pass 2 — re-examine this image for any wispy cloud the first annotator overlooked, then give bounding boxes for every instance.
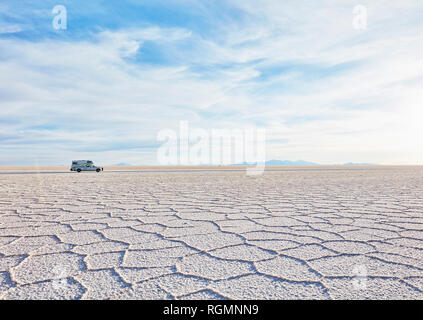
[0,25,22,34]
[1,1,423,165]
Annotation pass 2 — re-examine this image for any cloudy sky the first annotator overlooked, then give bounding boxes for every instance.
[1,0,423,165]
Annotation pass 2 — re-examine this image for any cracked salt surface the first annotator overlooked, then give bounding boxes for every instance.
[1,168,423,299]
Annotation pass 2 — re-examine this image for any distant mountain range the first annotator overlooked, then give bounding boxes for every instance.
[112,160,376,166]
[265,160,318,166]
[114,162,132,166]
[342,162,376,166]
[232,160,377,166]
[231,160,317,166]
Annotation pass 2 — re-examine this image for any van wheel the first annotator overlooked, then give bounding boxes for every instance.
[77,169,81,172]
[96,168,101,172]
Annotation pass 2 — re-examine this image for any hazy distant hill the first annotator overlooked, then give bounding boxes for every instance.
[232,160,377,166]
[265,160,318,166]
[232,160,318,166]
[343,162,376,166]
[114,163,132,166]
[112,161,376,167]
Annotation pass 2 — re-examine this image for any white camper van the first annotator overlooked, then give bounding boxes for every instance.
[70,160,103,172]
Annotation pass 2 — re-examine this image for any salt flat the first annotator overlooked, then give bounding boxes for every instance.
[1,167,423,300]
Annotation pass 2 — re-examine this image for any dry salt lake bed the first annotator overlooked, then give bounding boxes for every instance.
[1,166,423,300]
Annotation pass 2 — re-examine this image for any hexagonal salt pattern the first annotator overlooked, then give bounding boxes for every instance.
[1,168,423,299]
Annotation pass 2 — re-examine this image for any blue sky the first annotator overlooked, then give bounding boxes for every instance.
[1,1,423,165]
